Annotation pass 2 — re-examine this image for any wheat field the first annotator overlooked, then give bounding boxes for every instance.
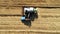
[0,0,60,34]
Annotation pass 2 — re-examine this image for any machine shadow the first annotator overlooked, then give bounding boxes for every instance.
[21,20,31,27]
[21,10,38,27]
[30,11,38,21]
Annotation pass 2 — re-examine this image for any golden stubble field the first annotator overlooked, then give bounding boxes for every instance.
[0,0,60,34]
[0,7,60,34]
[0,0,60,7]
